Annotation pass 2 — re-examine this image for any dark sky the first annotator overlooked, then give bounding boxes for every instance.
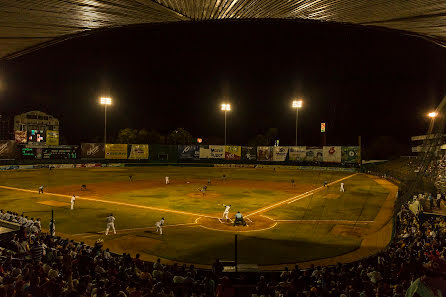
[1,19,446,149]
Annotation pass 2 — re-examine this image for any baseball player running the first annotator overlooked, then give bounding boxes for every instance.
[71,195,76,210]
[165,176,170,185]
[155,217,165,235]
[105,213,116,235]
[340,182,345,192]
[222,204,231,220]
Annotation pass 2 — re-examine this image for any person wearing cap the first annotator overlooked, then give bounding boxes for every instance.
[155,217,165,235]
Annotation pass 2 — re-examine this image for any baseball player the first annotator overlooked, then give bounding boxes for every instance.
[222,204,231,220]
[291,179,295,187]
[165,176,170,185]
[200,185,207,196]
[129,175,133,182]
[38,185,44,194]
[340,182,345,192]
[155,217,165,235]
[105,213,116,235]
[71,195,76,210]
[323,181,328,187]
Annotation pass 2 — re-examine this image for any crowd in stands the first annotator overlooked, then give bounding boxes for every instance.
[0,202,444,297]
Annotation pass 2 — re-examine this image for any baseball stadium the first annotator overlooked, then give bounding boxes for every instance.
[1,1,446,297]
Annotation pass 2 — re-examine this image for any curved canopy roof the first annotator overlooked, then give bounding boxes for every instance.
[2,0,446,60]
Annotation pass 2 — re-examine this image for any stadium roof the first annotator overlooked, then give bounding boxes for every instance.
[2,0,446,60]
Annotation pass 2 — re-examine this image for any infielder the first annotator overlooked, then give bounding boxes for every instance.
[38,185,44,194]
[323,181,328,187]
[222,204,231,220]
[165,176,170,185]
[105,213,116,235]
[71,195,76,210]
[340,182,345,192]
[155,217,165,235]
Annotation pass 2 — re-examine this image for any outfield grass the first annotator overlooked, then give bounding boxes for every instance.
[0,167,391,265]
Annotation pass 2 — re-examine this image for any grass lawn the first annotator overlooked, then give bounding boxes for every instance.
[0,167,389,265]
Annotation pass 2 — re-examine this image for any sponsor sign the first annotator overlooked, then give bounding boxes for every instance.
[42,146,78,159]
[305,146,323,162]
[209,145,225,159]
[257,146,272,161]
[242,146,257,161]
[15,131,27,144]
[199,145,210,159]
[81,143,105,158]
[341,146,360,163]
[46,130,59,146]
[273,146,288,161]
[105,144,128,159]
[128,144,149,159]
[178,145,200,160]
[321,123,326,133]
[289,146,306,161]
[0,140,16,159]
[323,146,342,163]
[225,146,241,160]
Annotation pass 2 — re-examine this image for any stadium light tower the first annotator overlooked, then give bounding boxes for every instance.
[100,97,112,145]
[292,100,303,146]
[428,111,438,118]
[221,103,231,145]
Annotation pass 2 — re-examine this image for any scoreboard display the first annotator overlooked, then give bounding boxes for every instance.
[20,146,78,159]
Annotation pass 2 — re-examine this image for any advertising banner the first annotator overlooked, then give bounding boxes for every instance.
[288,146,306,161]
[242,146,257,161]
[199,145,210,159]
[209,145,225,159]
[0,140,16,159]
[178,145,200,160]
[105,144,128,159]
[257,146,272,161]
[225,146,241,160]
[128,144,149,159]
[46,130,59,146]
[341,146,360,163]
[81,143,105,159]
[305,146,323,162]
[15,131,27,144]
[273,146,289,161]
[323,146,342,163]
[42,146,77,159]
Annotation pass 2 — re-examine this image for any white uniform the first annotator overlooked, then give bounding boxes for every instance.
[71,195,76,210]
[105,215,116,235]
[49,221,55,236]
[222,205,231,220]
[39,186,44,194]
[340,183,345,192]
[155,218,165,234]
[165,176,169,184]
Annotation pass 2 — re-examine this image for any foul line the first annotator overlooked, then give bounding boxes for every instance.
[246,173,358,217]
[0,185,218,219]
[72,222,198,236]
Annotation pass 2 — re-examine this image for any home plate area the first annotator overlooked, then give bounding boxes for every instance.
[198,216,276,232]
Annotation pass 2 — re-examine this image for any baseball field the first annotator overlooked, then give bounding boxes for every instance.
[0,166,397,268]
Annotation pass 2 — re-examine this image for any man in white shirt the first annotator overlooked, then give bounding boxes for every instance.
[155,217,165,235]
[340,182,345,192]
[105,214,116,235]
[71,195,76,210]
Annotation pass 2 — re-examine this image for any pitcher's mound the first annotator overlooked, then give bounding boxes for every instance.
[187,192,220,199]
[38,200,70,207]
[324,194,340,199]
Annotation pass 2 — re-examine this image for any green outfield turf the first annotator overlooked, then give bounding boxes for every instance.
[0,166,393,266]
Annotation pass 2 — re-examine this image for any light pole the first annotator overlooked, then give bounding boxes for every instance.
[100,97,112,144]
[221,103,231,145]
[292,100,303,146]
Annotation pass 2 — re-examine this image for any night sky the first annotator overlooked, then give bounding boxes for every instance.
[1,19,446,155]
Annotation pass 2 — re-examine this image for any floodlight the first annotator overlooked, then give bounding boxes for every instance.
[100,97,112,105]
[292,100,303,108]
[428,112,437,118]
[221,103,231,111]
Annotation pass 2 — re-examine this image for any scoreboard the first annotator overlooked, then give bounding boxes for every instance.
[20,146,78,159]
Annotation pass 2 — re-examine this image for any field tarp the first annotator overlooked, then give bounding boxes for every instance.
[81,143,105,159]
[305,146,323,162]
[178,145,200,160]
[242,146,257,161]
[257,146,272,161]
[288,146,306,161]
[0,141,16,159]
[323,146,342,163]
[128,144,149,159]
[273,146,289,161]
[225,146,241,160]
[105,144,128,159]
[209,145,225,159]
[199,145,210,159]
[342,146,360,163]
